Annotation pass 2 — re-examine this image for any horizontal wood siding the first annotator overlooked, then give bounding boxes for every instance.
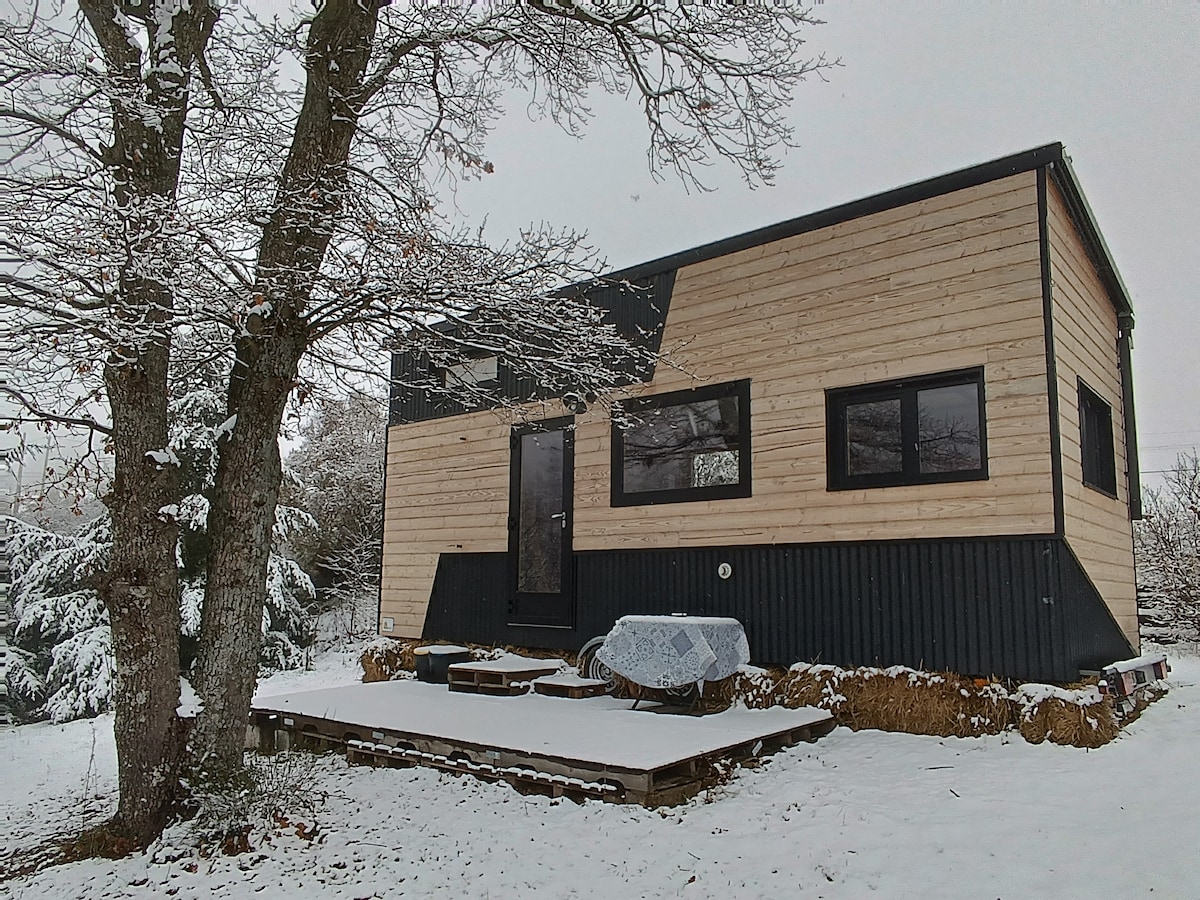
[380,402,576,636]
[1046,180,1138,646]
[381,173,1055,631]
[575,172,1053,548]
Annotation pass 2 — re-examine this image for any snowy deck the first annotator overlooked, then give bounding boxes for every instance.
[250,679,834,804]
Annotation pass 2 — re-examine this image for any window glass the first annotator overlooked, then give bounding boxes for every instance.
[443,355,498,390]
[623,396,740,494]
[517,430,563,593]
[612,380,751,506]
[846,399,903,475]
[826,368,987,490]
[917,383,982,473]
[1079,382,1117,495]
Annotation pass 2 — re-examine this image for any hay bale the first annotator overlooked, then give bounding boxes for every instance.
[836,667,1013,737]
[728,667,793,709]
[359,637,411,682]
[495,644,577,666]
[742,663,1011,737]
[1013,683,1118,748]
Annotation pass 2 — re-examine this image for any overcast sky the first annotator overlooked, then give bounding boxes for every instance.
[449,0,1199,485]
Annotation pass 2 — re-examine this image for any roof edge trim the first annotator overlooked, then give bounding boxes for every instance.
[1045,156,1135,320]
[574,142,1068,289]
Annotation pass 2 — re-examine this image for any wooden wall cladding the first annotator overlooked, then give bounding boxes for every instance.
[1046,178,1138,645]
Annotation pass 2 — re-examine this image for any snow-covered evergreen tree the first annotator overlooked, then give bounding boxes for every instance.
[283,396,384,640]
[5,385,316,724]
[6,516,110,723]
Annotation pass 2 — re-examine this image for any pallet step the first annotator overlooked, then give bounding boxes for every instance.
[448,658,561,697]
[533,676,609,700]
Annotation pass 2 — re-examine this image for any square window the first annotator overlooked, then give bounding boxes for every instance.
[443,355,498,390]
[611,379,751,506]
[1079,380,1118,496]
[827,369,987,490]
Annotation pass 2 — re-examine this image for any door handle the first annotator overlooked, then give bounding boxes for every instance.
[550,512,566,529]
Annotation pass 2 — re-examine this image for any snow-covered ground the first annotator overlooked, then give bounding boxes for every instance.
[2,649,1197,899]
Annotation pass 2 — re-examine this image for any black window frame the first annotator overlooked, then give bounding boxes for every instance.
[1078,378,1118,497]
[826,367,989,491]
[610,378,752,507]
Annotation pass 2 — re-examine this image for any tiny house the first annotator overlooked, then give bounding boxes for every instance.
[379,144,1140,683]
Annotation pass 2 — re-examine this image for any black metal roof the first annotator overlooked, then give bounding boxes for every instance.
[566,142,1134,321]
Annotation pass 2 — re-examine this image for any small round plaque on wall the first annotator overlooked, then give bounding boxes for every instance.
[717,562,733,580]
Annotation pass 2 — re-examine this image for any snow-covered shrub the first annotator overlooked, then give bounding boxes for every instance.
[182,751,328,853]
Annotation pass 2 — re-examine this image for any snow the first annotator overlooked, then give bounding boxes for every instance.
[144,449,180,468]
[214,414,237,441]
[536,672,608,688]
[2,649,1199,898]
[448,652,563,674]
[253,680,831,771]
[424,644,470,656]
[1107,651,1170,674]
[176,678,202,719]
[1012,682,1104,708]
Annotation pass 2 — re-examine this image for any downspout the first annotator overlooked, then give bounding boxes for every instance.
[1117,313,1143,519]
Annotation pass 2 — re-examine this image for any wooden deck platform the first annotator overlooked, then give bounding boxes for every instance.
[250,680,834,806]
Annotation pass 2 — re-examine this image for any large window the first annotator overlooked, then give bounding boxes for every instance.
[1079,379,1117,496]
[826,368,987,490]
[611,379,751,506]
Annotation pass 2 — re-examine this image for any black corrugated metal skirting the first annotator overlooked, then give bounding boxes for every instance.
[422,536,1133,684]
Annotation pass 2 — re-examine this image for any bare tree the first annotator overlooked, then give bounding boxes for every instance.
[1136,452,1200,643]
[1,0,833,845]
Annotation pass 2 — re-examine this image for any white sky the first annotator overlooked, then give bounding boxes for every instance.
[448,0,1200,486]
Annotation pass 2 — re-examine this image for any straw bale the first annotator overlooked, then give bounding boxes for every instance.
[359,638,409,682]
[495,644,576,665]
[360,638,1140,750]
[1014,683,1118,748]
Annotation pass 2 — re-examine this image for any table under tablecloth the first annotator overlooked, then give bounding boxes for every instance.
[596,615,750,690]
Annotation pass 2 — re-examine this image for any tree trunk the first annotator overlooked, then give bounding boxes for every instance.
[189,336,304,775]
[77,0,217,844]
[101,349,186,846]
[190,0,383,774]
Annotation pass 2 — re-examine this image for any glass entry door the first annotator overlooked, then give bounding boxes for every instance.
[508,418,574,627]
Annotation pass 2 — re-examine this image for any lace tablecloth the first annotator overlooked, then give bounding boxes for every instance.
[596,615,750,690]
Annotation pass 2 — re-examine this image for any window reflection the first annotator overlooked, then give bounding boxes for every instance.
[846,399,903,475]
[623,396,742,494]
[917,384,981,473]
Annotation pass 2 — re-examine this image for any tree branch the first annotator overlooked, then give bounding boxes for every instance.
[0,384,113,436]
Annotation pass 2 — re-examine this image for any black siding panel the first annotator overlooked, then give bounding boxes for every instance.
[420,537,1134,682]
[389,271,676,426]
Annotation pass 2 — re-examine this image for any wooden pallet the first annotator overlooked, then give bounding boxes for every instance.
[448,659,561,696]
[533,676,610,700]
[249,703,835,807]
